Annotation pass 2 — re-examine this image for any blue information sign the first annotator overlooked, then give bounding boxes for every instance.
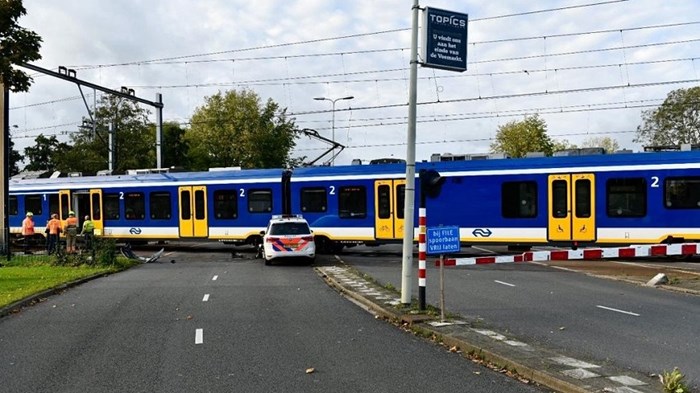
[427,226,461,255]
[422,7,469,72]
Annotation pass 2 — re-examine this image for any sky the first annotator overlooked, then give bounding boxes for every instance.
[10,0,700,168]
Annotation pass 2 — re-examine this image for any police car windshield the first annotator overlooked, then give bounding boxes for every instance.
[269,222,311,235]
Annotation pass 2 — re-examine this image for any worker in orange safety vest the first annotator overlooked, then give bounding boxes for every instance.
[64,211,79,253]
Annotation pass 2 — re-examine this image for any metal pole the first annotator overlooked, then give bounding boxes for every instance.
[440,253,445,322]
[331,100,336,166]
[2,86,9,260]
[108,122,114,172]
[418,206,427,310]
[155,93,163,169]
[401,0,420,305]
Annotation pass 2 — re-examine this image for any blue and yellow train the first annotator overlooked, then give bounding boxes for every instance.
[8,149,700,251]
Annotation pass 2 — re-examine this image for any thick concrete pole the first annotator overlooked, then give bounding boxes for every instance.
[401,0,420,305]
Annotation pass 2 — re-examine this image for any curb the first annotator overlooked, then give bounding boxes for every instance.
[316,264,660,393]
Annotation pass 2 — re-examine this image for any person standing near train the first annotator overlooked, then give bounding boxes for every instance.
[46,213,61,255]
[21,212,35,254]
[81,215,95,251]
[64,211,78,253]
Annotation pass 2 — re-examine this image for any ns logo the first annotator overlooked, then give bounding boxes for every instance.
[129,228,142,235]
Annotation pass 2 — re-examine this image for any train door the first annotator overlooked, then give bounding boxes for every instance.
[178,186,208,238]
[59,190,71,229]
[374,179,406,240]
[90,189,103,235]
[548,174,596,243]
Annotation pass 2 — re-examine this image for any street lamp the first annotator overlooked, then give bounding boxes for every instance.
[314,95,354,166]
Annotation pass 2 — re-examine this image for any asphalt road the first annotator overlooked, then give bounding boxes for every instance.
[340,247,700,385]
[0,251,544,393]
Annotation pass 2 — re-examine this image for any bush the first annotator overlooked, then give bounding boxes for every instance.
[660,368,690,393]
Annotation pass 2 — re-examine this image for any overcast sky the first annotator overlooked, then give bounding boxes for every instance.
[10,0,700,167]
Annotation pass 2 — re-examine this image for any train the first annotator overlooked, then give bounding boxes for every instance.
[8,148,700,252]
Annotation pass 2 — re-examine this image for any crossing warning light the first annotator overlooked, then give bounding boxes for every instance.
[420,169,445,198]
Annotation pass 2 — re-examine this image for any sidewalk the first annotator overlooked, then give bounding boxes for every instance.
[317,263,661,393]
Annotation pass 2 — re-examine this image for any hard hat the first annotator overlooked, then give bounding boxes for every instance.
[69,211,75,215]
[84,215,90,220]
[26,212,33,217]
[52,213,58,218]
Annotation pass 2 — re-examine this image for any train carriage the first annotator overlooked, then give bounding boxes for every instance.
[8,149,700,251]
[421,150,700,248]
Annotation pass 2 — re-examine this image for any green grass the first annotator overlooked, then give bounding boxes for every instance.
[0,255,138,308]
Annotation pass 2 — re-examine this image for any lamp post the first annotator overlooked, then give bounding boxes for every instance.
[314,95,354,166]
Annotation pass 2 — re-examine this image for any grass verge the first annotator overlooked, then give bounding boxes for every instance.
[0,254,138,309]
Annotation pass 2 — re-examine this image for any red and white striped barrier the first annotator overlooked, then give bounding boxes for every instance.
[437,243,700,267]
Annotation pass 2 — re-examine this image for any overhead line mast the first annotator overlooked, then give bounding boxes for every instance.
[18,63,165,170]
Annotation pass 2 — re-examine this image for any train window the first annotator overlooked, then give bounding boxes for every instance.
[396,184,405,219]
[551,180,568,218]
[125,192,145,220]
[502,181,537,218]
[60,193,70,220]
[377,185,391,219]
[575,179,591,218]
[301,187,327,213]
[607,178,646,217]
[249,189,273,213]
[25,195,42,216]
[665,177,700,209]
[49,194,59,218]
[91,193,101,220]
[180,191,191,219]
[214,190,238,219]
[150,192,171,220]
[339,186,367,219]
[104,193,120,220]
[9,196,17,216]
[194,190,205,220]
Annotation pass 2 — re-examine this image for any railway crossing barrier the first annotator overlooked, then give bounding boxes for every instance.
[435,243,700,267]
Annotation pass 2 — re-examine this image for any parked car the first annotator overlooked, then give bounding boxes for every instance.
[260,215,315,265]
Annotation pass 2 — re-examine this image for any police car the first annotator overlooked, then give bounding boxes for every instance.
[260,215,315,265]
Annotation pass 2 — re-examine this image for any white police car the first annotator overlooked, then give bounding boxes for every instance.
[260,215,315,265]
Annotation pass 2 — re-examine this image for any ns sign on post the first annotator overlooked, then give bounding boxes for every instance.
[422,7,469,72]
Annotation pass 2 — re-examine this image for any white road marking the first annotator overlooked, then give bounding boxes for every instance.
[596,305,640,317]
[195,329,203,344]
[202,294,210,302]
[212,275,218,281]
[472,246,498,254]
[494,280,516,287]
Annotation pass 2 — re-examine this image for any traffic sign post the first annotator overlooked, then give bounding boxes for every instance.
[427,226,460,321]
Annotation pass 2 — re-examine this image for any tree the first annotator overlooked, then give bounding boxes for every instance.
[160,121,190,169]
[581,136,620,153]
[490,114,554,158]
[61,95,154,173]
[23,134,70,172]
[0,0,42,92]
[187,89,299,170]
[636,87,700,147]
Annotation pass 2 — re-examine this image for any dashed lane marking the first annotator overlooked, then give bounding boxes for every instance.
[202,294,210,302]
[212,275,218,281]
[596,305,640,317]
[494,280,516,287]
[195,329,203,344]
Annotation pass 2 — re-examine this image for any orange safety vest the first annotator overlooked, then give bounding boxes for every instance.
[22,217,35,236]
[47,218,61,235]
[64,216,78,232]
